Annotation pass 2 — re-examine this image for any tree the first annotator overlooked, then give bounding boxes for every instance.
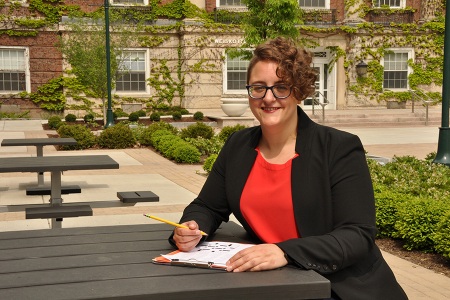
[58,16,137,122]
[229,0,303,59]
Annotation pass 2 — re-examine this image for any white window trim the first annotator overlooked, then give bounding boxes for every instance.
[216,0,246,9]
[110,0,148,6]
[381,48,414,91]
[373,0,406,9]
[299,0,330,10]
[222,51,249,95]
[0,46,30,94]
[114,48,150,96]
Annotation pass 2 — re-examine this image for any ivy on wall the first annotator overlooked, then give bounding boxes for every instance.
[1,0,446,111]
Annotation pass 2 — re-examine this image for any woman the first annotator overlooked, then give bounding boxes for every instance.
[171,37,407,300]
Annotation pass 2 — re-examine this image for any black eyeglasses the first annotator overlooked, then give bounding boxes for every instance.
[246,84,292,99]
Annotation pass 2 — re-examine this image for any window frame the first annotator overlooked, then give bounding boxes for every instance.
[216,0,246,8]
[115,48,150,95]
[110,0,148,6]
[381,48,413,91]
[223,52,249,95]
[299,0,330,10]
[0,46,30,94]
[372,0,406,9]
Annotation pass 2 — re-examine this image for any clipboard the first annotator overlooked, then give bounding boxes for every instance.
[152,241,255,270]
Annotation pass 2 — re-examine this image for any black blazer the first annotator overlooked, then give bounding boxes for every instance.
[179,107,407,300]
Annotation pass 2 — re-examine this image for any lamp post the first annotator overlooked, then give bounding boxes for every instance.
[104,0,114,128]
[433,0,450,166]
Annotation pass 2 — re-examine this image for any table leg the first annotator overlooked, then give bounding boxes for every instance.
[36,146,44,186]
[50,171,63,229]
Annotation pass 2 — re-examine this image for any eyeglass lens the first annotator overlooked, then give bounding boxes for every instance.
[247,85,291,99]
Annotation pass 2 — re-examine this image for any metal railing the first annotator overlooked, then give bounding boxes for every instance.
[409,90,435,125]
[303,9,337,25]
[310,91,329,122]
[367,9,414,25]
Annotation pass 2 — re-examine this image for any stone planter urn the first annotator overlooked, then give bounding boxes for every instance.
[220,98,249,117]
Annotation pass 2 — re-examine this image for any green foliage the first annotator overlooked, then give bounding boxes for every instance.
[128,112,140,122]
[184,136,224,156]
[218,124,247,142]
[369,155,450,199]
[47,115,63,129]
[193,111,204,120]
[64,113,77,122]
[150,129,200,163]
[138,122,178,146]
[172,143,201,163]
[29,76,66,111]
[56,124,96,150]
[203,153,218,173]
[150,112,161,122]
[97,123,136,149]
[114,109,129,118]
[180,122,214,140]
[240,0,302,49]
[136,110,147,117]
[432,212,450,259]
[83,113,95,123]
[172,111,182,120]
[394,198,449,251]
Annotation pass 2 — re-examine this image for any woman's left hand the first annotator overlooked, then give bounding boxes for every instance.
[226,244,288,272]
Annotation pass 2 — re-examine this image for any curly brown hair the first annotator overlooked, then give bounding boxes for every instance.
[246,37,317,102]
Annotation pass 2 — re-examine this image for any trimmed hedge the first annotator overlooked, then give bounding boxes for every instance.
[56,124,96,150]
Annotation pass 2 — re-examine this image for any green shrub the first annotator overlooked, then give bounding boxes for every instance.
[64,114,77,122]
[180,108,190,115]
[150,112,161,122]
[128,112,140,122]
[150,129,175,147]
[203,153,218,173]
[180,122,214,140]
[48,116,63,129]
[185,136,224,156]
[56,124,96,150]
[136,110,146,117]
[139,122,178,146]
[432,212,450,259]
[97,123,136,149]
[114,109,128,118]
[218,124,247,142]
[172,143,201,163]
[394,198,449,251]
[374,185,409,238]
[193,111,204,120]
[172,111,182,120]
[83,113,95,123]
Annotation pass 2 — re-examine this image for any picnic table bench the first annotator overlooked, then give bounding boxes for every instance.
[0,155,119,228]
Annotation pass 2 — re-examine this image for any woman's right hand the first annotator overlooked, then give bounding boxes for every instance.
[172,220,203,252]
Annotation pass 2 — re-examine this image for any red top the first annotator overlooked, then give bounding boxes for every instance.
[240,148,300,243]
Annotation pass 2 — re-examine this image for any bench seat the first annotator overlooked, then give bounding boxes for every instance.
[25,205,92,220]
[26,185,82,196]
[117,191,159,203]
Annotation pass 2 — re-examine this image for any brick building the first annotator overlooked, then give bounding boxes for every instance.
[0,0,444,117]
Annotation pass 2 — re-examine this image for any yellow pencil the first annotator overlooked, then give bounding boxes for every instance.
[143,214,208,236]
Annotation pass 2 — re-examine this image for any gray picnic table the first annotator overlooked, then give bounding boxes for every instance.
[0,221,331,299]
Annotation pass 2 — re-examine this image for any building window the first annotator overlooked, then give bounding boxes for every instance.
[116,50,148,93]
[299,0,328,9]
[217,0,245,7]
[224,54,248,93]
[0,48,28,93]
[383,50,411,90]
[373,0,404,8]
[110,0,147,6]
